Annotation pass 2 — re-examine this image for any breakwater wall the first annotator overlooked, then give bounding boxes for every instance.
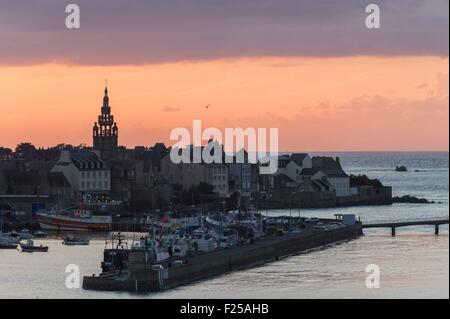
[83,223,363,292]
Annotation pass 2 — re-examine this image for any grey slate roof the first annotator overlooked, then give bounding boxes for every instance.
[300,167,321,176]
[311,178,332,191]
[320,168,348,178]
[289,153,308,167]
[70,151,108,170]
[311,156,348,178]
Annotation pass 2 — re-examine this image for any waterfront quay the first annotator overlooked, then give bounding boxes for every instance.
[82,218,363,292]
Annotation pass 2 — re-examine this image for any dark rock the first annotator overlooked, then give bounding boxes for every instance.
[350,174,384,188]
[395,165,407,172]
[393,195,433,204]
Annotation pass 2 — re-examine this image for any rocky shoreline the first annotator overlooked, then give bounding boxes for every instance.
[393,195,441,204]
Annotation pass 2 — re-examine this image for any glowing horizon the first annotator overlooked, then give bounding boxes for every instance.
[0,56,448,152]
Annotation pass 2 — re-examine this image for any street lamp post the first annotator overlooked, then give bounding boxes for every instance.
[292,189,301,226]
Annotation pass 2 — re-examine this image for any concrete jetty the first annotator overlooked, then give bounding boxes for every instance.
[83,221,363,292]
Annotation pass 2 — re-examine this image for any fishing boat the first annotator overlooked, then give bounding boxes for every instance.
[147,214,202,232]
[172,238,191,257]
[37,206,111,231]
[19,239,49,252]
[212,228,239,248]
[62,235,90,246]
[191,228,218,252]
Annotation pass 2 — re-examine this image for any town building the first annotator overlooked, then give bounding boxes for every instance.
[311,156,351,197]
[227,149,252,198]
[51,150,111,201]
[0,160,72,217]
[276,153,312,183]
[160,142,231,198]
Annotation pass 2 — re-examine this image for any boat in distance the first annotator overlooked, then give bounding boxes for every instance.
[37,207,112,231]
[0,234,19,249]
[62,235,90,245]
[20,239,49,252]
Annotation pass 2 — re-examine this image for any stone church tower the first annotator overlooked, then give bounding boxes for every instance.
[93,86,119,151]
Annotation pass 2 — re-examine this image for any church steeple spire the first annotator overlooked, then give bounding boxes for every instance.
[103,85,110,109]
[93,84,118,151]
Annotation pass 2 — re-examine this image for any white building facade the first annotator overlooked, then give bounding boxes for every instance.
[310,156,351,198]
[51,150,111,199]
[310,171,351,197]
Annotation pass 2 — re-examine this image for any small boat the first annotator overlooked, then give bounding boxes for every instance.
[0,234,18,249]
[62,235,89,246]
[0,242,17,249]
[9,229,34,240]
[20,239,49,252]
[34,230,49,238]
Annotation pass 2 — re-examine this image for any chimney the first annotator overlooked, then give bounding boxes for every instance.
[59,150,71,162]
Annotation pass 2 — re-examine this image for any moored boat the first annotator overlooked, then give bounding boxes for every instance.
[0,234,18,249]
[0,243,17,249]
[37,207,111,231]
[8,229,34,240]
[191,228,218,252]
[62,235,90,245]
[34,230,49,238]
[20,239,49,252]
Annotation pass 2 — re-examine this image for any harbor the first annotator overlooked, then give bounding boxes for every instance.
[82,214,363,292]
[0,152,448,298]
[0,205,402,293]
[0,205,448,299]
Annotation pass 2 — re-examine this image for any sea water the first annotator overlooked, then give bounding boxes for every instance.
[0,152,448,299]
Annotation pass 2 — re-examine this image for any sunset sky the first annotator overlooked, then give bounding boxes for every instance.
[0,0,448,151]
